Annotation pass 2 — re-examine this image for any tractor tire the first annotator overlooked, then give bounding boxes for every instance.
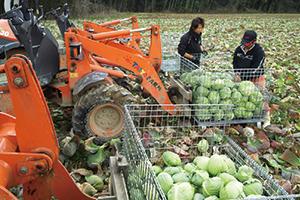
[72,82,136,142]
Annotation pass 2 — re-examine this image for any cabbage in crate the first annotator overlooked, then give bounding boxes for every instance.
[152,150,266,200]
[180,70,265,121]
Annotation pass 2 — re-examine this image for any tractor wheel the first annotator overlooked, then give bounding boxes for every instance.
[72,82,136,142]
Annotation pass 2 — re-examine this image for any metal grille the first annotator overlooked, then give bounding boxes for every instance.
[122,104,298,200]
[179,68,271,124]
[161,52,201,73]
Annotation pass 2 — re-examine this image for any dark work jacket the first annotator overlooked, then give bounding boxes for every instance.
[178,31,202,65]
[233,43,265,80]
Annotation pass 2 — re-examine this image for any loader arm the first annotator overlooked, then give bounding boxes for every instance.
[65,26,175,112]
[83,16,141,50]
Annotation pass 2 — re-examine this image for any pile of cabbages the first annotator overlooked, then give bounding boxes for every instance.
[180,70,265,121]
[152,139,265,200]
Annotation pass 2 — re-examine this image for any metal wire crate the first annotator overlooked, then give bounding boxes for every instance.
[161,52,201,73]
[122,104,298,200]
[179,67,272,125]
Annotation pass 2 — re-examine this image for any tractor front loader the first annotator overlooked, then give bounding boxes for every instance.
[0,55,129,200]
[0,3,175,142]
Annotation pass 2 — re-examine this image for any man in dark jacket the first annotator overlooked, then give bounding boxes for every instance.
[178,17,205,67]
[233,30,265,87]
[233,30,270,128]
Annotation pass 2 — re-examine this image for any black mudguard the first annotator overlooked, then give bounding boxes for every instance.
[72,71,108,97]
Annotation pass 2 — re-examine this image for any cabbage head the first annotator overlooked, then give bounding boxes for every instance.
[208,91,220,104]
[243,179,263,196]
[231,91,242,102]
[167,182,195,200]
[199,75,212,88]
[239,81,256,96]
[219,180,244,199]
[193,156,210,171]
[195,86,210,98]
[195,97,210,105]
[157,172,174,195]
[202,177,224,197]
[220,87,231,99]
[207,154,227,176]
[190,170,209,187]
[236,165,254,182]
[162,151,182,166]
[212,79,225,90]
[218,173,237,185]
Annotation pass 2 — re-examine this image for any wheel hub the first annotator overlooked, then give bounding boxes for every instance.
[87,103,124,138]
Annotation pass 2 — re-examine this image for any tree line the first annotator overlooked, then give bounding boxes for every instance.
[1,0,300,15]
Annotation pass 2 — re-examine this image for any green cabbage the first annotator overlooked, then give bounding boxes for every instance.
[243,179,263,196]
[85,175,104,191]
[196,109,211,121]
[243,93,250,100]
[202,177,224,197]
[195,97,210,105]
[219,180,244,199]
[218,173,237,185]
[224,111,235,120]
[231,91,242,102]
[157,172,174,195]
[207,154,227,176]
[219,99,233,105]
[243,111,253,119]
[167,182,195,200]
[214,110,224,121]
[195,86,210,97]
[152,165,163,175]
[225,79,235,88]
[236,165,254,182]
[194,193,205,200]
[239,81,256,96]
[208,91,220,104]
[204,196,219,200]
[129,188,146,200]
[190,76,202,87]
[193,156,210,171]
[245,102,256,111]
[212,79,225,90]
[197,139,209,153]
[234,107,246,118]
[254,106,262,116]
[249,90,264,104]
[199,75,212,88]
[184,163,197,174]
[190,170,209,187]
[220,87,231,99]
[172,172,190,183]
[164,167,182,176]
[221,156,237,175]
[163,151,182,166]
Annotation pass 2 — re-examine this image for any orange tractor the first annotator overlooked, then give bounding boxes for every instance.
[0,3,175,142]
[0,54,129,199]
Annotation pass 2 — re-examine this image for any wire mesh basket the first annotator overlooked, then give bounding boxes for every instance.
[161,52,201,73]
[122,104,297,200]
[179,67,272,124]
